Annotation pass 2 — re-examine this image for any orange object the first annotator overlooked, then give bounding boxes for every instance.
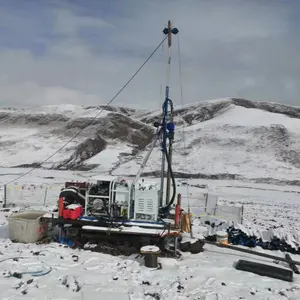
[181,213,192,233]
[175,193,181,227]
[58,197,64,217]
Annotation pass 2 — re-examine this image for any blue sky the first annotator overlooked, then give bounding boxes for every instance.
[0,0,299,109]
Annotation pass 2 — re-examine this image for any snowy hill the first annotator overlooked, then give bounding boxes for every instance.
[0,104,153,172]
[1,98,300,185]
[115,98,300,185]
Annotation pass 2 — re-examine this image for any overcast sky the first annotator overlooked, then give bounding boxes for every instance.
[0,0,299,109]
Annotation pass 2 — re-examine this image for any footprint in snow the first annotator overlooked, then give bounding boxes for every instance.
[60,275,82,292]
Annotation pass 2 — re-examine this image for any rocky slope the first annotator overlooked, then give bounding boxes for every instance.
[1,99,300,184]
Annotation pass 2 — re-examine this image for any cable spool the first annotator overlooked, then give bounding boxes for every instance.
[140,245,161,268]
[216,230,228,245]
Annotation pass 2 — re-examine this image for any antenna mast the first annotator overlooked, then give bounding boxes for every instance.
[159,21,179,207]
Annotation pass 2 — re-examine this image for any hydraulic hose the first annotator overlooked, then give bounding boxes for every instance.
[162,148,176,209]
[159,126,176,216]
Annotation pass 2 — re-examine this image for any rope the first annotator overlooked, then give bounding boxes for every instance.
[0,257,52,277]
[159,31,165,107]
[158,31,165,175]
[4,35,168,186]
[110,33,166,176]
[177,34,190,204]
[4,267,52,278]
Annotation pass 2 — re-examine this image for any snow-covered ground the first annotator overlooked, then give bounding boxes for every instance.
[85,143,134,173]
[0,168,300,299]
[0,238,299,299]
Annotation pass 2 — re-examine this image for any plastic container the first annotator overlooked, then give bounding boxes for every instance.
[216,230,228,245]
[63,204,83,220]
[8,211,48,243]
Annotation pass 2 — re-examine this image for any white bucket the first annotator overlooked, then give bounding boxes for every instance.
[8,211,48,243]
[216,230,228,245]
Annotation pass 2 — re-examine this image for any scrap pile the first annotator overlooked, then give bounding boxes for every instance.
[199,218,300,255]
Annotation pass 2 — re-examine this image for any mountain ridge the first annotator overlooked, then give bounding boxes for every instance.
[1,98,300,185]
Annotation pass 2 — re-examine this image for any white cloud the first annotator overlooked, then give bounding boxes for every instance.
[0,78,100,106]
[51,8,112,36]
[0,0,298,109]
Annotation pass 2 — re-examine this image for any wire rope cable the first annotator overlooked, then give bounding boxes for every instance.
[177,34,191,205]
[4,35,167,186]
